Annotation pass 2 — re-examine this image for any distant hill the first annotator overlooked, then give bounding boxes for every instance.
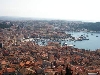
[0,16,33,21]
[0,22,13,29]
[0,16,56,21]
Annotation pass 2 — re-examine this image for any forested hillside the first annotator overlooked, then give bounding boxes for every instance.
[0,22,12,29]
[78,22,100,31]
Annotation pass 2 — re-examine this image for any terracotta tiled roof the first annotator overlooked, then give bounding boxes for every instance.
[44,68,53,72]
[1,60,7,65]
[0,70,2,75]
[25,61,31,65]
[6,68,15,72]
[87,70,98,73]
[20,62,25,67]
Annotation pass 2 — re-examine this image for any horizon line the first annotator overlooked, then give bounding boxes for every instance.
[0,16,99,22]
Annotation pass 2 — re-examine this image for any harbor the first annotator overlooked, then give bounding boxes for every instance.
[65,32,100,50]
[24,31,100,51]
[0,20,100,75]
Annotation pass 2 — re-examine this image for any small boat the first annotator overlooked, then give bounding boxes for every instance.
[68,45,74,47]
[65,42,67,45]
[83,38,89,40]
[76,38,82,41]
[82,37,89,40]
[62,42,67,46]
[86,35,88,37]
[91,33,93,35]
[96,36,98,37]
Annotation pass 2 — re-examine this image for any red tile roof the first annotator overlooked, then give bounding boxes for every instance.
[1,60,7,65]
[4,68,15,73]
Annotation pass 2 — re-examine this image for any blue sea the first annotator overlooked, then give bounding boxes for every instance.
[65,31,100,50]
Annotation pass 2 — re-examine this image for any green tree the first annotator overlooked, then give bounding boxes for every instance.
[65,65,73,75]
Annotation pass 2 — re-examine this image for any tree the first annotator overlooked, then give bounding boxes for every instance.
[60,70,63,75]
[65,65,73,75]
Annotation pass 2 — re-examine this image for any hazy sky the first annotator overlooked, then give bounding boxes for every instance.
[0,0,100,21]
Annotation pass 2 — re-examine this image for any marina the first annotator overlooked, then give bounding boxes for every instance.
[64,31,100,50]
[30,31,100,50]
[0,20,100,74]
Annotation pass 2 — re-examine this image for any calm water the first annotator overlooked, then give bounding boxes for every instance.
[65,32,100,50]
[37,32,100,51]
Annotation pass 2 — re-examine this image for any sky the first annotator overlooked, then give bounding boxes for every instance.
[0,0,100,21]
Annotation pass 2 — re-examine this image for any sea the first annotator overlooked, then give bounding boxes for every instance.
[64,31,100,51]
[36,31,100,51]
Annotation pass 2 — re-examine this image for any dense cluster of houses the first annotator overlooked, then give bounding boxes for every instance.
[0,21,100,75]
